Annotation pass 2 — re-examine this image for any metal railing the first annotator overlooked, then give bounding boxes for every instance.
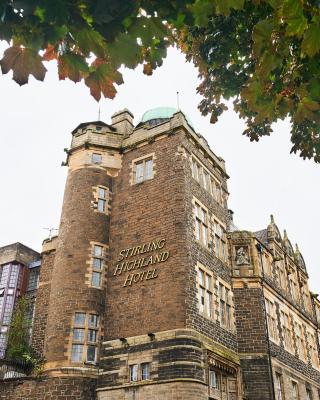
[0,359,32,380]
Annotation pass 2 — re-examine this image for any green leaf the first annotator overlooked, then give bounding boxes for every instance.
[282,0,307,37]
[0,46,46,85]
[252,19,274,57]
[188,0,214,27]
[129,17,168,48]
[107,33,141,69]
[73,28,107,58]
[58,53,89,83]
[215,0,245,15]
[301,18,320,57]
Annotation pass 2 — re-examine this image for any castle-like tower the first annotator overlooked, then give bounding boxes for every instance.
[1,108,319,400]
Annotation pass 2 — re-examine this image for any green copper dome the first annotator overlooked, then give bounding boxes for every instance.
[139,107,194,128]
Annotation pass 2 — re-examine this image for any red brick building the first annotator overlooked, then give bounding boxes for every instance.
[1,108,319,399]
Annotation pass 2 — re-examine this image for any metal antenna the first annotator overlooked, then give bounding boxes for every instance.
[43,228,58,240]
[176,91,180,110]
[98,104,101,121]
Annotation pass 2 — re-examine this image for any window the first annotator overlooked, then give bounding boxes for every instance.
[306,388,313,400]
[92,153,102,164]
[97,187,107,213]
[265,299,278,341]
[197,267,213,318]
[274,256,286,289]
[141,363,151,380]
[129,364,139,382]
[292,381,299,400]
[71,344,83,362]
[191,156,226,207]
[218,282,234,330]
[192,159,201,182]
[301,284,311,313]
[27,268,40,291]
[295,322,307,361]
[214,221,227,260]
[91,244,104,288]
[281,310,293,351]
[71,313,99,363]
[194,202,208,247]
[134,157,153,183]
[307,331,319,369]
[129,363,151,382]
[276,374,283,400]
[209,370,220,389]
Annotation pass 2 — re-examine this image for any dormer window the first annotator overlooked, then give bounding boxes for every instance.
[95,126,102,132]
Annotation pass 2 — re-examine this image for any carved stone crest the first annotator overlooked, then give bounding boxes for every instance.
[235,246,250,266]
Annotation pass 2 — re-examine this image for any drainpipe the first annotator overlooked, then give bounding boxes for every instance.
[256,243,276,400]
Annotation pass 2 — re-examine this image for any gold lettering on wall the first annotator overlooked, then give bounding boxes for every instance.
[113,238,169,287]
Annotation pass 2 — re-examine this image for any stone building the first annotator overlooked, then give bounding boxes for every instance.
[0,107,319,399]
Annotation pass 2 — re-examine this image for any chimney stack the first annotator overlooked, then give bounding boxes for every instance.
[111,109,134,136]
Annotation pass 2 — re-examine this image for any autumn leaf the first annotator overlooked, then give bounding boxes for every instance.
[43,44,58,61]
[0,46,46,85]
[58,53,89,82]
[85,60,124,101]
[143,63,153,75]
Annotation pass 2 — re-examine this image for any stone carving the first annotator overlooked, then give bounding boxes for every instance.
[235,246,250,265]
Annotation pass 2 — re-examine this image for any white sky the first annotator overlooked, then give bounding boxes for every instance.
[0,44,319,293]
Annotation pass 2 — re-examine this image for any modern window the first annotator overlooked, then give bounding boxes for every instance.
[92,153,102,164]
[197,267,213,318]
[275,373,283,400]
[134,157,153,183]
[71,312,99,363]
[218,282,234,330]
[265,298,278,341]
[91,244,104,288]
[97,186,107,213]
[292,381,299,400]
[194,202,208,247]
[27,268,40,291]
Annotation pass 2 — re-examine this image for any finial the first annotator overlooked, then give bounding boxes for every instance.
[176,91,180,110]
[270,214,274,224]
[98,104,101,121]
[295,243,300,253]
[283,229,288,239]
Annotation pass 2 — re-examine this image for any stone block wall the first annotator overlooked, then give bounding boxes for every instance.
[0,376,97,400]
[106,132,189,340]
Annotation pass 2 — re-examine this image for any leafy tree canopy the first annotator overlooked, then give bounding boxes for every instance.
[0,0,320,162]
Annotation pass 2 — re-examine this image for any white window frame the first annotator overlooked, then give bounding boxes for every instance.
[196,263,214,319]
[132,154,154,184]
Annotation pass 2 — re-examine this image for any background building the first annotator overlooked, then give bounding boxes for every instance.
[0,108,319,399]
[0,243,40,358]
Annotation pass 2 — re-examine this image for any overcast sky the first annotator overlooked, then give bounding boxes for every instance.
[0,44,319,293]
